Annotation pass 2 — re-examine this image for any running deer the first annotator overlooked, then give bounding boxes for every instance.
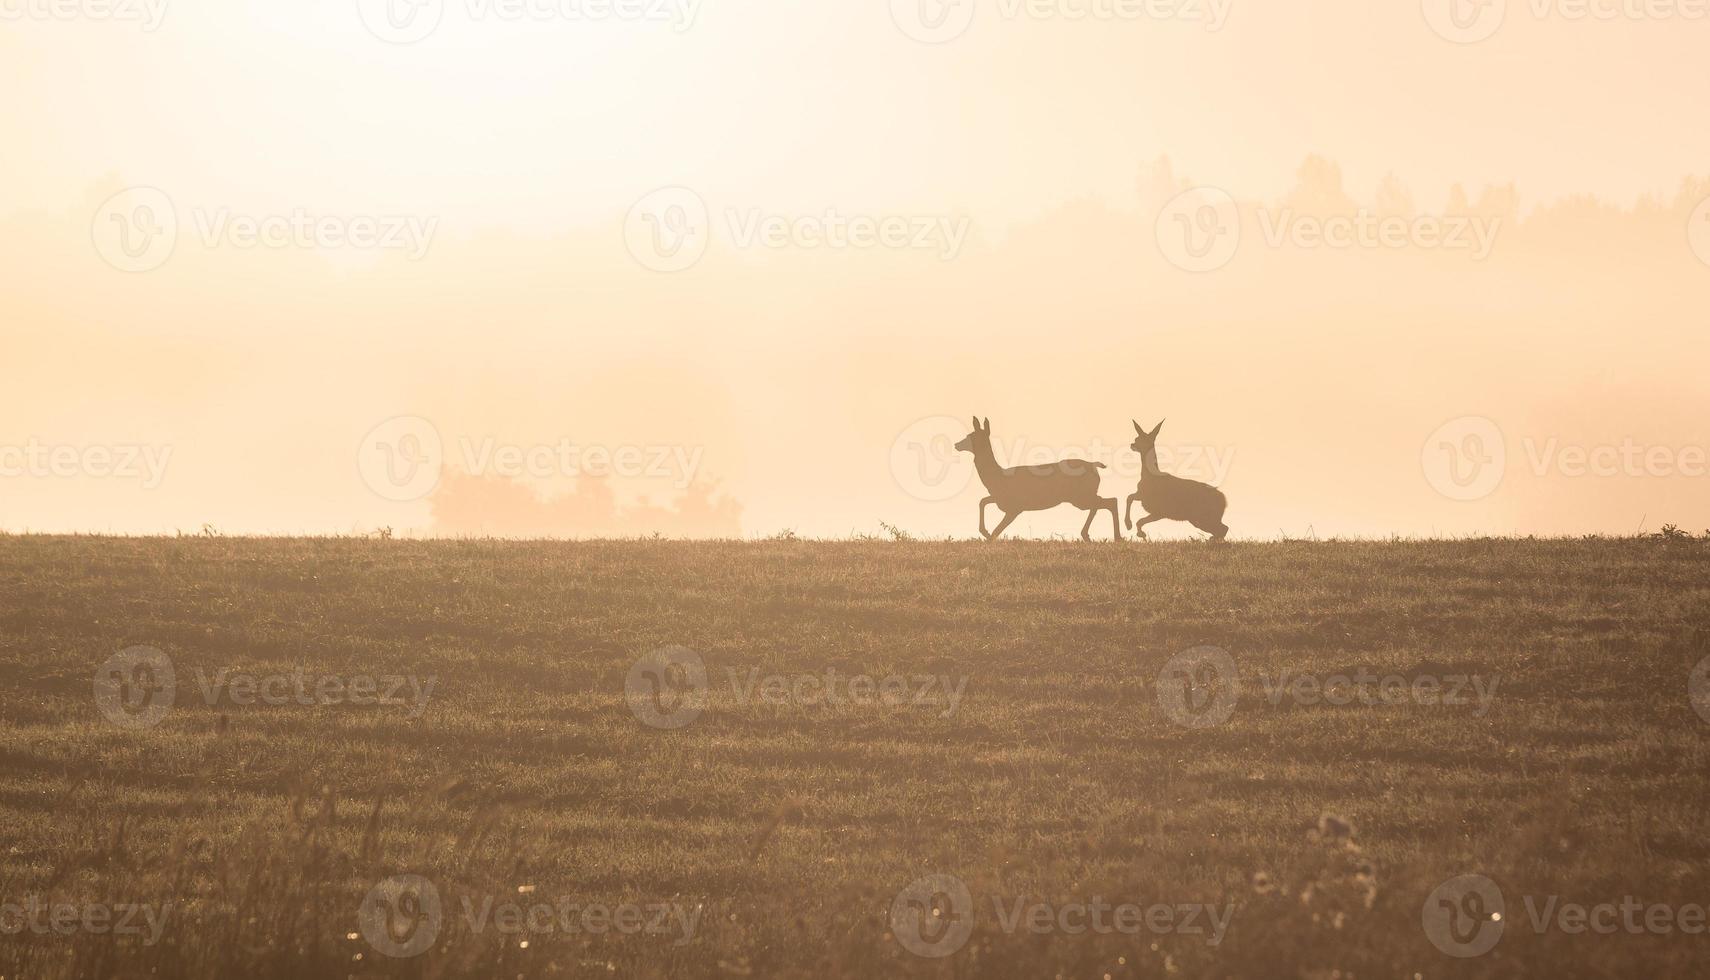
[1124,420,1229,541]
[954,417,1121,541]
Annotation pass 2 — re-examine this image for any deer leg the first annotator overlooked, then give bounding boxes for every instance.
[1104,498,1122,541]
[1124,493,1142,529]
[1079,506,1097,542]
[987,510,1019,541]
[978,496,996,539]
[1191,518,1229,542]
[1132,514,1165,540]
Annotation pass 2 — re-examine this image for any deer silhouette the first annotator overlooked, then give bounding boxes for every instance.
[1124,420,1229,541]
[955,417,1121,541]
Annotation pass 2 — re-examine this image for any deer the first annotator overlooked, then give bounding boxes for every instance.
[1124,420,1229,542]
[954,417,1122,542]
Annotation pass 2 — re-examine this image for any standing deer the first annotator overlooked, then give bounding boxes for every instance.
[1125,420,1229,541]
[954,417,1121,541]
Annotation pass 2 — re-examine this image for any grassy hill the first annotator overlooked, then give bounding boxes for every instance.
[1,535,1708,978]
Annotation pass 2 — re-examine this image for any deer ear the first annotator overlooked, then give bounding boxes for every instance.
[971,416,980,431]
[982,417,990,432]
[1150,420,1166,438]
[1133,420,1143,436]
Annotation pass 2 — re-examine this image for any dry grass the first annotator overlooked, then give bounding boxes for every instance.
[1,535,1708,978]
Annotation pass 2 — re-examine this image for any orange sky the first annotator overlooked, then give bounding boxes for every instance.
[3,0,1709,538]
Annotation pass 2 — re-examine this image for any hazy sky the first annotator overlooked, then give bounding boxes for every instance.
[4,0,1709,538]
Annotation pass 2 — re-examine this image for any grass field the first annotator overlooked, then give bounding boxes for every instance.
[2,534,1709,978]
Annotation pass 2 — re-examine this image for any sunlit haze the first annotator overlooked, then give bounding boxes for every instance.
[5,0,1710,538]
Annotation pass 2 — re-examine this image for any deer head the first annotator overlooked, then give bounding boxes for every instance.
[955,417,992,455]
[1130,419,1164,456]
